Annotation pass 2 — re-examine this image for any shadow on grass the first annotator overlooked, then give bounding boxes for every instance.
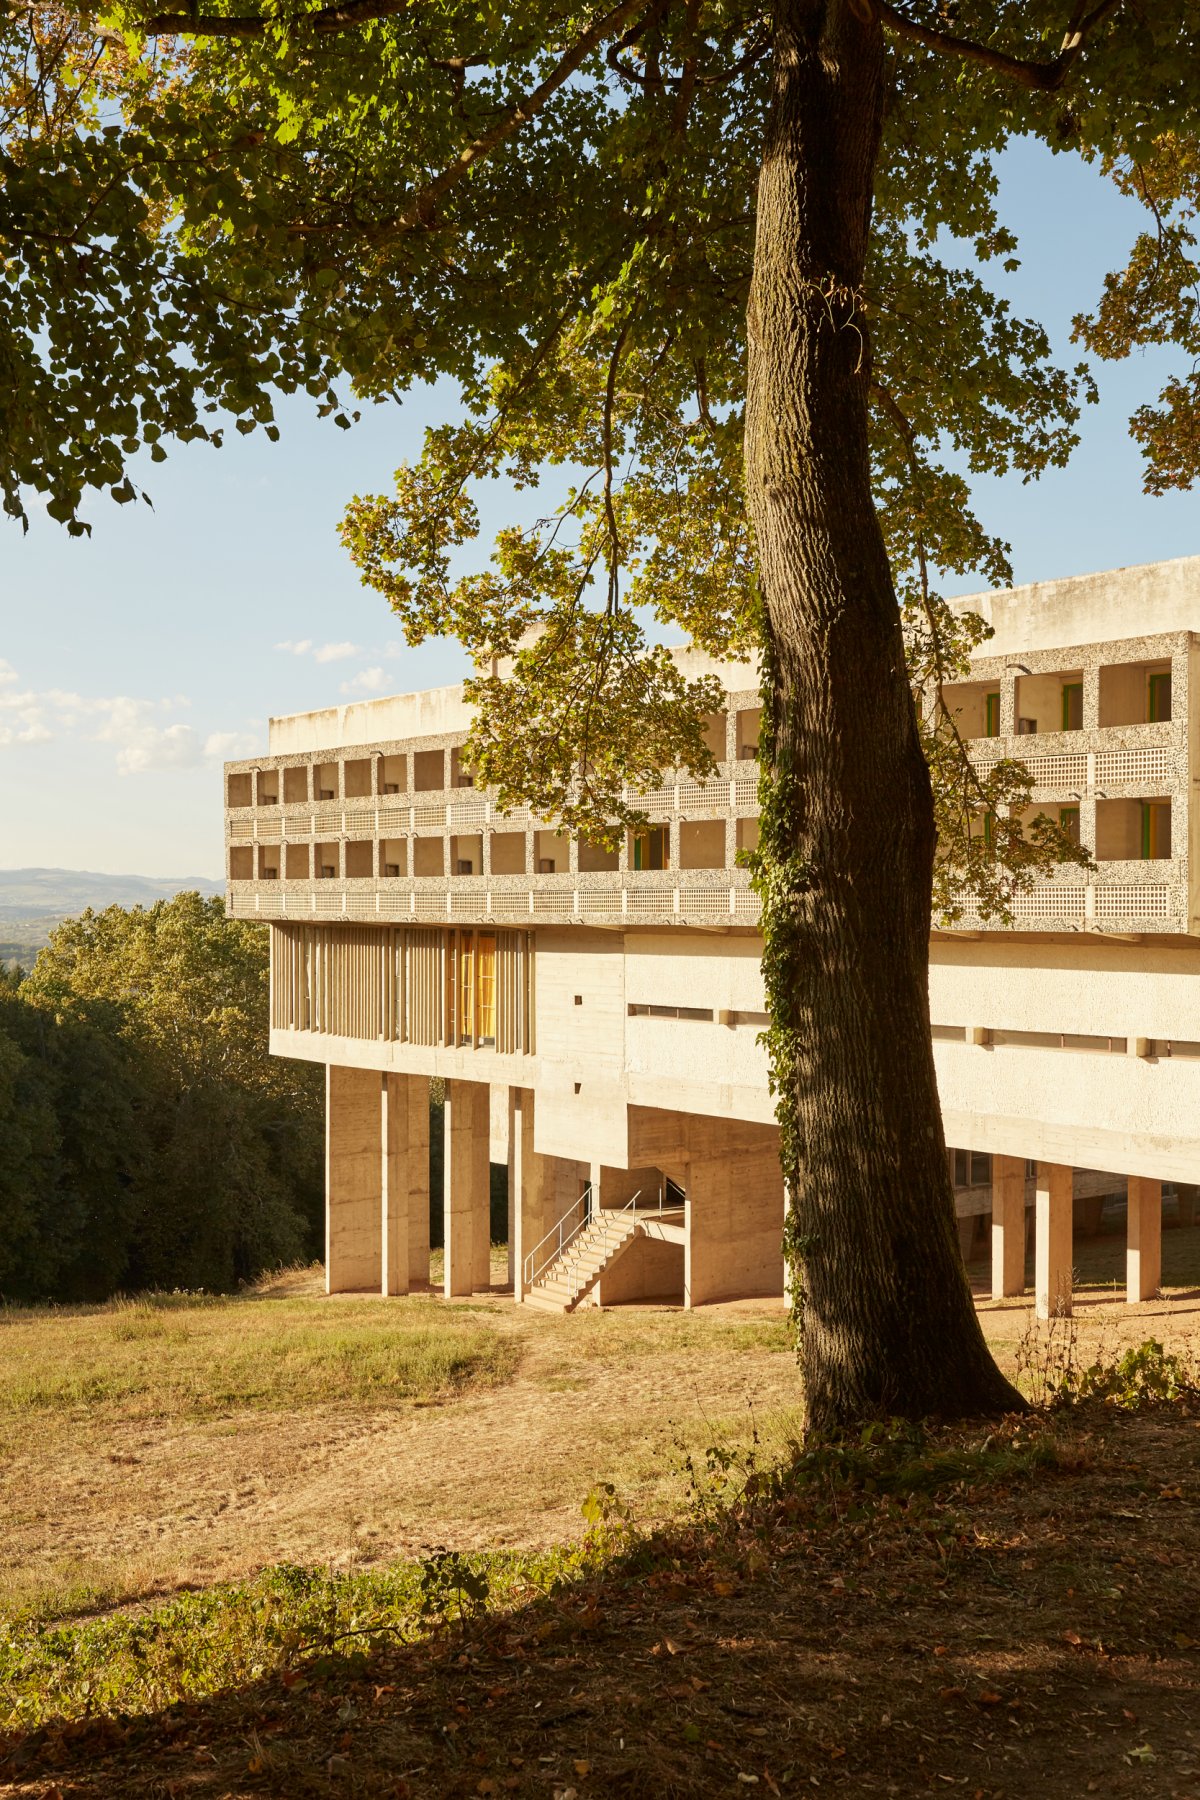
[2,1402,1199,1798]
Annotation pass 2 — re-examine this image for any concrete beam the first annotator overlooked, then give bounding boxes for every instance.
[382,1072,430,1295]
[1035,1160,1073,1320]
[991,1153,1026,1299]
[326,1064,383,1294]
[1127,1176,1162,1303]
[443,1078,490,1298]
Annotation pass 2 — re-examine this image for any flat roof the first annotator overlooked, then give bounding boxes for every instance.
[952,554,1200,658]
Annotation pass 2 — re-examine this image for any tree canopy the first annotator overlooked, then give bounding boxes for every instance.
[0,894,323,1299]
[4,0,1198,1421]
[4,0,1194,889]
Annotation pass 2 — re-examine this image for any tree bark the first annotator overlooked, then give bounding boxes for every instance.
[745,0,1024,1429]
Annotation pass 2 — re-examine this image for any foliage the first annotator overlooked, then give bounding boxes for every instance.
[0,893,323,1299]
[1054,1335,1200,1410]
[2,2,1194,836]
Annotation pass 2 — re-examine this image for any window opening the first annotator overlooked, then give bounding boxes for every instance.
[632,825,669,871]
[1142,800,1171,860]
[1148,671,1172,722]
[985,691,1000,737]
[1061,683,1083,731]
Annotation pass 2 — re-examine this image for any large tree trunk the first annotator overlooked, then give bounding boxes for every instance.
[745,0,1023,1430]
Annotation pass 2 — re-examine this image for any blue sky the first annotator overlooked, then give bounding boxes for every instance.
[2,136,1196,879]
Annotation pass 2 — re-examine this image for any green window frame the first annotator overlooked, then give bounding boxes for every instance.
[1141,801,1170,860]
[1148,672,1172,722]
[985,691,1000,737]
[1061,682,1083,731]
[1059,806,1080,848]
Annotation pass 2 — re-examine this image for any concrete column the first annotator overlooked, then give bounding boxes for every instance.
[685,1137,786,1307]
[1127,1176,1162,1303]
[381,1072,429,1295]
[1035,1160,1073,1320]
[991,1153,1026,1299]
[511,1091,587,1299]
[443,1078,491,1298]
[326,1064,383,1294]
[506,1088,518,1290]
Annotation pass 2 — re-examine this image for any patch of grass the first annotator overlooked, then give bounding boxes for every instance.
[567,1312,793,1361]
[0,1407,1070,1736]
[0,1295,517,1422]
[0,1534,617,1731]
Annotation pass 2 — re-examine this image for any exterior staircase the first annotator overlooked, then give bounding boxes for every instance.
[524,1207,642,1312]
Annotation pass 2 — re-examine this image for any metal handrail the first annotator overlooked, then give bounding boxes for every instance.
[525,1181,690,1295]
[523,1184,594,1290]
[553,1190,643,1299]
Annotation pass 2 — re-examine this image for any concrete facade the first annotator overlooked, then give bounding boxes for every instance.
[231,557,1200,1312]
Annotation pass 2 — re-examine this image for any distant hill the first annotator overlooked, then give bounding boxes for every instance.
[0,867,223,922]
[0,868,224,967]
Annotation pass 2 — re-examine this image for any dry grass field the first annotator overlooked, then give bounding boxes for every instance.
[2,1227,1199,1634]
[2,1243,1200,1796]
[0,1269,803,1627]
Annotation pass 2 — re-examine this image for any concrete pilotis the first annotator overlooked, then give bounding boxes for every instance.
[326,1064,383,1294]
[1127,1176,1162,1303]
[684,1134,786,1307]
[381,1071,430,1295]
[1035,1160,1073,1320]
[506,1088,517,1291]
[991,1154,1026,1299]
[512,1090,586,1301]
[443,1078,491,1298]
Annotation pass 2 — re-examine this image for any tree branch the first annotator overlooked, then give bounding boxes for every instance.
[144,0,415,37]
[370,0,652,236]
[872,0,1124,92]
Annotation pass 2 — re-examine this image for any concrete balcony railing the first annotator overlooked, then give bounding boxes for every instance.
[226,872,762,929]
[226,768,760,844]
[946,861,1183,932]
[965,725,1181,797]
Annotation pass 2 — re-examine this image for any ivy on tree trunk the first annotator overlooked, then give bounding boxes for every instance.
[747,0,1022,1426]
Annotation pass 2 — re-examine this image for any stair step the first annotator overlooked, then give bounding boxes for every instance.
[524,1290,570,1313]
[526,1216,645,1312]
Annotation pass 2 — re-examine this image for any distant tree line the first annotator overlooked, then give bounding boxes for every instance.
[0,894,323,1301]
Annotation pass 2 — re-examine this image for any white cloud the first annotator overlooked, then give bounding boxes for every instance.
[204,729,262,760]
[340,666,388,696]
[276,637,361,665]
[0,663,263,772]
[0,673,55,745]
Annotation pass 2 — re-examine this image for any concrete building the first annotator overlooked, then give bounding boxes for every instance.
[225,556,1200,1319]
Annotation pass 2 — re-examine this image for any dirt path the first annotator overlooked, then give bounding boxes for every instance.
[4,1277,1199,1624]
[0,1298,802,1620]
